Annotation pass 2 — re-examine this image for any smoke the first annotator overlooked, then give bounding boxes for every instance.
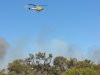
[0,25,100,69]
[88,47,100,63]
[0,37,32,69]
[35,25,54,50]
[34,25,84,59]
[0,38,9,60]
[10,37,31,60]
[0,35,100,69]
[0,38,9,69]
[65,44,83,59]
[34,26,85,60]
[49,39,84,60]
[50,39,100,63]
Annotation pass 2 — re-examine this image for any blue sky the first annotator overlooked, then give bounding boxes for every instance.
[0,0,100,67]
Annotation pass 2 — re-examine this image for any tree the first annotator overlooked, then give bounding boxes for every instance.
[53,56,67,75]
[75,59,93,69]
[8,59,35,75]
[66,58,77,69]
[0,70,6,75]
[1,51,100,75]
[61,68,97,75]
[25,54,34,65]
[35,52,53,73]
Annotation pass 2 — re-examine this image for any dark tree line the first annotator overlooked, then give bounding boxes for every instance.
[0,52,100,75]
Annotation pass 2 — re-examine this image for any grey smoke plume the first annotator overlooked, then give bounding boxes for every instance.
[0,37,31,69]
[0,38,9,59]
[51,40,100,63]
[36,25,54,50]
[10,37,31,60]
[50,40,100,63]
[66,44,83,59]
[34,26,85,60]
[49,39,84,59]
[88,47,100,63]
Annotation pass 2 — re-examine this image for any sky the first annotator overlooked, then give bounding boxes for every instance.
[0,0,100,68]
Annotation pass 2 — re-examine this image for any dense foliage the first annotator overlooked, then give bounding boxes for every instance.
[0,52,100,75]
